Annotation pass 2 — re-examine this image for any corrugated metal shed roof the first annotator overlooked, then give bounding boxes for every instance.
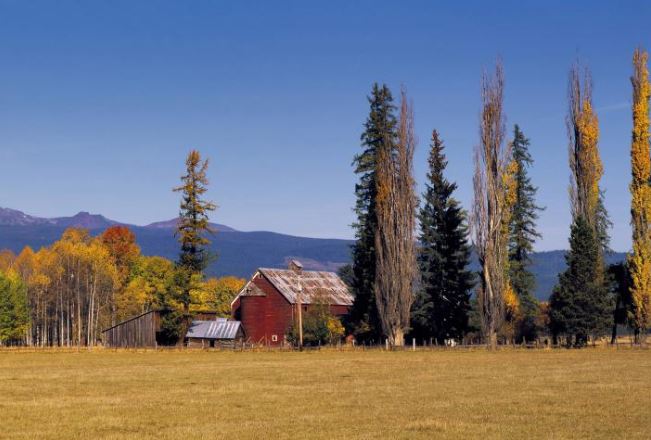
[256,268,354,306]
[186,319,243,340]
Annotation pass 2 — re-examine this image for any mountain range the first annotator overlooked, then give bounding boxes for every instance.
[0,207,626,300]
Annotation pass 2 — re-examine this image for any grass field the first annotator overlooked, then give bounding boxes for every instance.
[0,348,649,439]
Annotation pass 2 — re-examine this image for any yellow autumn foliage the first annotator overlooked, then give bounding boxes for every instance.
[190,276,246,316]
[576,99,603,220]
[628,48,651,336]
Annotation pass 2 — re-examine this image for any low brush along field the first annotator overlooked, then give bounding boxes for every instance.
[0,348,649,439]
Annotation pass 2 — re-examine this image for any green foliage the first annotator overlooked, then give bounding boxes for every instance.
[608,262,632,336]
[0,271,29,344]
[174,150,217,312]
[508,125,544,340]
[549,217,613,346]
[347,83,397,343]
[158,309,185,346]
[412,130,474,343]
[288,302,345,346]
[336,264,354,288]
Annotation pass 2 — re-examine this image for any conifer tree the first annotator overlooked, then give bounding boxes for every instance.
[549,217,613,346]
[413,130,473,343]
[348,84,397,342]
[550,63,613,346]
[174,150,216,314]
[508,125,543,340]
[628,48,651,343]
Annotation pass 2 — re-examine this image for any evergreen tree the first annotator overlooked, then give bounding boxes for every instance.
[508,125,543,340]
[347,83,397,343]
[0,271,29,345]
[412,130,473,343]
[549,217,613,346]
[174,150,216,314]
[608,262,631,344]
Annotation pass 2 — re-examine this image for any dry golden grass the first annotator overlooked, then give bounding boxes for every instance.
[0,348,649,439]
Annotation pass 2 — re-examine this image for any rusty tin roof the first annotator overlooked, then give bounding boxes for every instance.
[256,268,353,306]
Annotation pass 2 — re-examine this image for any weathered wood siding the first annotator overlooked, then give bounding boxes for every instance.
[102,311,159,348]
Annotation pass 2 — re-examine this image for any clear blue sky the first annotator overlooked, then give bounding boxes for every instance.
[0,1,648,251]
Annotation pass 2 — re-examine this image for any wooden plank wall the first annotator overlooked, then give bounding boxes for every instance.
[103,311,158,348]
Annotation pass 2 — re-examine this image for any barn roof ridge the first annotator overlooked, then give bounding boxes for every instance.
[257,267,337,275]
[257,267,353,306]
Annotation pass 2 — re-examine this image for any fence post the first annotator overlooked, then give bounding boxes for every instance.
[385,339,389,351]
[412,338,416,351]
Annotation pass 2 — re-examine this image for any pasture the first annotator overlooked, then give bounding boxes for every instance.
[0,348,649,439]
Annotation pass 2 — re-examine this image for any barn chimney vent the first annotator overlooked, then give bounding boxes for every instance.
[289,259,303,274]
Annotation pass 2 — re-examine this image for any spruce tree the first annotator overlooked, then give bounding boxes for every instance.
[551,63,613,347]
[174,150,216,314]
[549,217,613,346]
[508,125,543,340]
[412,131,473,344]
[347,83,396,343]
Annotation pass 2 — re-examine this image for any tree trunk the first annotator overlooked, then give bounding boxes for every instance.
[390,329,405,348]
[488,326,498,350]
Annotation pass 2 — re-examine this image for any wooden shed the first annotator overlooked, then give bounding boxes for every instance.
[231,260,353,346]
[101,310,220,348]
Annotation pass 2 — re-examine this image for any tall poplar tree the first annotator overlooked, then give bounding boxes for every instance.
[628,48,651,343]
[472,61,511,349]
[348,84,397,342]
[567,63,610,252]
[508,125,543,340]
[374,88,417,347]
[412,130,473,343]
[550,62,612,345]
[174,150,216,314]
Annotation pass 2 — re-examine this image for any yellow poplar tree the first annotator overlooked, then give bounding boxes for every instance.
[628,48,651,342]
[501,157,520,339]
[568,65,604,231]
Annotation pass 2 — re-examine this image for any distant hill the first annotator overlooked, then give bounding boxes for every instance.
[0,207,627,300]
[145,218,236,232]
[0,208,353,281]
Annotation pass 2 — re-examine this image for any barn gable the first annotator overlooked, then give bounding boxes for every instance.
[255,268,353,306]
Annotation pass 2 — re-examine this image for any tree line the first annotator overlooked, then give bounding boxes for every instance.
[1,52,650,349]
[346,49,651,348]
[0,151,244,346]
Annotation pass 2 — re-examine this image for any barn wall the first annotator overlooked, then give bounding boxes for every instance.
[240,275,294,345]
[329,305,349,316]
[238,275,352,346]
[102,311,158,348]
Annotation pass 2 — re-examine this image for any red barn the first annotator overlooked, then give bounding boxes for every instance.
[231,260,353,345]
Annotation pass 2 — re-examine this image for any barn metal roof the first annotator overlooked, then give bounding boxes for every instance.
[257,268,354,306]
[186,319,243,340]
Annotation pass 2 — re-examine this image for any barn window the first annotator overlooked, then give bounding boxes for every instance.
[271,334,278,342]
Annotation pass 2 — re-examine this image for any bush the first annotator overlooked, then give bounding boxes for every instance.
[288,302,345,346]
